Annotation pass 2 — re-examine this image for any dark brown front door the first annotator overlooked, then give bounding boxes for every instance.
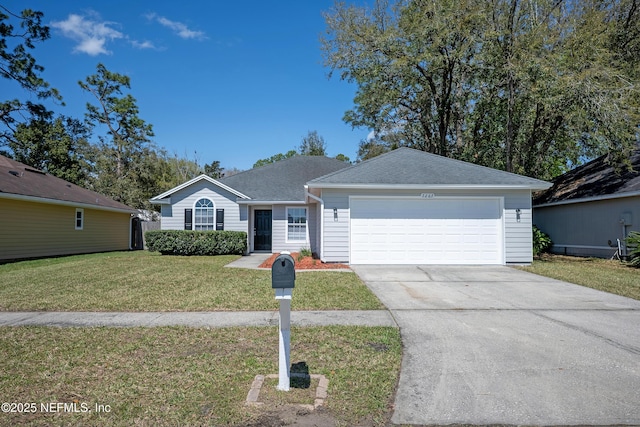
[254,210,272,251]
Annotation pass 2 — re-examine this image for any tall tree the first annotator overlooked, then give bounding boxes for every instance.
[299,130,327,155]
[0,5,61,152]
[322,0,483,158]
[79,63,158,209]
[322,0,640,179]
[11,115,92,185]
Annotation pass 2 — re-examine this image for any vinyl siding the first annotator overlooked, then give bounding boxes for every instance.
[533,196,640,258]
[0,198,130,261]
[272,205,315,253]
[320,188,534,264]
[160,180,246,233]
[321,190,352,263]
[503,190,534,264]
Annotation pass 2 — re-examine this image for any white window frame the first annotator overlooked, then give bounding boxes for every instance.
[194,198,215,231]
[75,208,84,230]
[286,207,307,242]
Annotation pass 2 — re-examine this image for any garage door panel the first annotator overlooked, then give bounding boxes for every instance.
[350,198,502,265]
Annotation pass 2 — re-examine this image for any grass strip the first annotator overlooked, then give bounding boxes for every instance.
[0,251,383,311]
[519,255,640,300]
[0,325,401,427]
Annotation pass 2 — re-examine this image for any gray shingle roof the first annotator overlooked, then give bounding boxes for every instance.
[309,147,550,188]
[0,155,135,212]
[218,155,350,201]
[533,145,640,205]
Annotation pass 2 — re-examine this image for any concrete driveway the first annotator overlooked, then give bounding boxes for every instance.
[351,265,640,426]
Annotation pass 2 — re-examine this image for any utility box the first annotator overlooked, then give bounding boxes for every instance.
[272,253,295,289]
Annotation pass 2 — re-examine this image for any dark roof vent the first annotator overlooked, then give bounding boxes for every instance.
[8,170,21,177]
[24,167,46,175]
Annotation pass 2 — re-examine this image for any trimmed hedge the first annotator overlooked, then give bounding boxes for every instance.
[145,230,247,256]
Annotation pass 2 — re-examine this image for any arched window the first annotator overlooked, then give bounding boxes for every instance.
[194,198,215,230]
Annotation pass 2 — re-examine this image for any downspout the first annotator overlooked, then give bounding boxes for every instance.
[304,187,324,262]
[129,214,134,250]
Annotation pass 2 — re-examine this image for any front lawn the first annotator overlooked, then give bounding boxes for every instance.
[0,251,383,311]
[0,325,401,426]
[519,254,640,300]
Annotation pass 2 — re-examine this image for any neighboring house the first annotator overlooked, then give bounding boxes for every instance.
[0,155,137,262]
[151,148,550,265]
[533,147,640,258]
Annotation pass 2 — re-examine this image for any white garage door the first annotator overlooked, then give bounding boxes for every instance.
[350,197,503,265]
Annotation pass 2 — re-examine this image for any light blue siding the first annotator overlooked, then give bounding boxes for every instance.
[271,204,315,253]
[160,180,246,233]
[320,188,534,264]
[534,196,640,258]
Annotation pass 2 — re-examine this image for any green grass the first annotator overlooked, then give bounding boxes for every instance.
[0,326,402,427]
[519,254,640,300]
[0,251,383,311]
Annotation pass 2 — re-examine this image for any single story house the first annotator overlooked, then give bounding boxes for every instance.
[151,148,550,265]
[533,146,640,258]
[0,155,137,262]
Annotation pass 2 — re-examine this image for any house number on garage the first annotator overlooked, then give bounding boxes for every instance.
[420,193,435,199]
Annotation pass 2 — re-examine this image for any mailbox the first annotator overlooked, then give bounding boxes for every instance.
[272,253,295,288]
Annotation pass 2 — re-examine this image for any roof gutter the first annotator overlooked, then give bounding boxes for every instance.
[306,183,552,191]
[534,190,640,208]
[304,186,324,261]
[0,192,136,214]
[236,200,306,205]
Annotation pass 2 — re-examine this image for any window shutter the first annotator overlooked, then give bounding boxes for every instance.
[216,209,224,230]
[184,209,193,230]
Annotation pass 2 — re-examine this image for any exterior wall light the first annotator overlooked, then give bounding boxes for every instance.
[333,207,338,222]
[516,208,521,223]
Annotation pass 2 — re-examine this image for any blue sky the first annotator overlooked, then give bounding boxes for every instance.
[2,1,371,171]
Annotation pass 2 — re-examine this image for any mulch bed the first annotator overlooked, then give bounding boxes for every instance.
[258,252,350,270]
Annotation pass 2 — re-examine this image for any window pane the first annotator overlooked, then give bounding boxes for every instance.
[194,199,215,229]
[287,208,306,240]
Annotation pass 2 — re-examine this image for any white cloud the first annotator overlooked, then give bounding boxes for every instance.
[51,14,124,56]
[146,13,207,40]
[131,40,156,50]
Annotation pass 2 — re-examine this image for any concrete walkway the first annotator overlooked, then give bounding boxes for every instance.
[224,253,271,269]
[0,310,396,328]
[0,254,393,328]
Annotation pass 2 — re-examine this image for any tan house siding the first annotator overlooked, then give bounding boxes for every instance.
[0,198,131,261]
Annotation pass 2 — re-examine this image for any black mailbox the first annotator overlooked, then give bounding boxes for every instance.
[272,253,295,288]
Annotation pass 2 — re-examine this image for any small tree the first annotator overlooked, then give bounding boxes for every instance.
[299,130,326,156]
[532,225,553,257]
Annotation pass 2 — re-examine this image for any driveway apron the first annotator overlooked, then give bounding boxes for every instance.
[351,265,640,426]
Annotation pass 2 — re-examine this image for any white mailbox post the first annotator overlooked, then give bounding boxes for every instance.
[271,251,295,391]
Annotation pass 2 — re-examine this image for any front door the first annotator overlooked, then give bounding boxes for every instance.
[254,210,272,251]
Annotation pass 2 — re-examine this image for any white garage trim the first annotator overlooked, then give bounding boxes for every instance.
[349,196,505,265]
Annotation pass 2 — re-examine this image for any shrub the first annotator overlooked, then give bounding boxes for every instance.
[298,247,312,261]
[532,225,553,256]
[145,230,247,256]
[626,231,640,267]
